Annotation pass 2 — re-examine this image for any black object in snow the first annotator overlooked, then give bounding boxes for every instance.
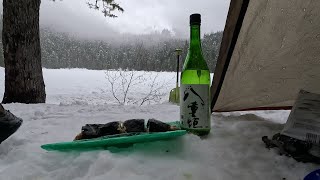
[262,133,320,164]
[0,109,23,144]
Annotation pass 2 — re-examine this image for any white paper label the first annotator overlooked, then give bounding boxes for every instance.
[282,90,320,144]
[180,84,210,129]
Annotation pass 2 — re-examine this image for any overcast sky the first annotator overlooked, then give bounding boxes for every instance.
[40,0,230,39]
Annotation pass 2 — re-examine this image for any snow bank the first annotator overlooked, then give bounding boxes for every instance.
[0,68,318,180]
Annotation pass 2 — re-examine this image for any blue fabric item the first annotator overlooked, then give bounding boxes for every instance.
[304,169,320,180]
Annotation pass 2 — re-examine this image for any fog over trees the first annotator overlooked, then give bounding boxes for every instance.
[0,22,222,72]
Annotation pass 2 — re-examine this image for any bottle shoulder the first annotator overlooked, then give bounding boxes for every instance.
[183,49,209,70]
[182,57,210,71]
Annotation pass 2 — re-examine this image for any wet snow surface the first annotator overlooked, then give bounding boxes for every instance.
[0,68,318,180]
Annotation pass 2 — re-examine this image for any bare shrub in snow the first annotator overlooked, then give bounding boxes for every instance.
[104,69,168,106]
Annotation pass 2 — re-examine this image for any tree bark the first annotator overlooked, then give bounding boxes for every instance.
[2,0,46,103]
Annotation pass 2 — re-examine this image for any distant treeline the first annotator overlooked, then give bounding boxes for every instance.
[0,27,223,72]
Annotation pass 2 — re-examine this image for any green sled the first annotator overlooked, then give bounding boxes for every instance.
[41,121,187,151]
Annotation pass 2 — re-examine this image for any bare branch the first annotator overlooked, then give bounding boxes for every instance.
[123,71,134,104]
[139,73,166,106]
[104,69,168,106]
[50,0,123,18]
[104,70,121,104]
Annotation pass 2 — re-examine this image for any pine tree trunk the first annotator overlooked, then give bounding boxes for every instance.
[2,0,46,104]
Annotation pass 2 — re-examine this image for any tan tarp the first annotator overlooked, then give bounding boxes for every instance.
[212,0,320,112]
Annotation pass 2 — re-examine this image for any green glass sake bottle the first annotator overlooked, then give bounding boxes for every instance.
[180,13,211,136]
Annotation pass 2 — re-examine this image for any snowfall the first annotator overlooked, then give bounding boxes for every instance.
[0,67,318,180]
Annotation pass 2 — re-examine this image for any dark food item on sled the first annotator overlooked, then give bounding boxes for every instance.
[123,119,145,133]
[147,118,179,132]
[0,106,23,144]
[74,119,179,141]
[75,119,145,140]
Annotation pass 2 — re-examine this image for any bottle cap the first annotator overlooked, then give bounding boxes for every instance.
[190,13,201,25]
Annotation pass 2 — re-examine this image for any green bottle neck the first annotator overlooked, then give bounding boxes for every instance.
[189,24,202,50]
[182,24,208,71]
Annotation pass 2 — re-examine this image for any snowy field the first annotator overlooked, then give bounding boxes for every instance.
[0,68,318,180]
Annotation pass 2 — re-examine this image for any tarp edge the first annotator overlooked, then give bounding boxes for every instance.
[210,0,250,112]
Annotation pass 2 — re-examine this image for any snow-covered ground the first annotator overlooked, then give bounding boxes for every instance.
[0,68,318,180]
